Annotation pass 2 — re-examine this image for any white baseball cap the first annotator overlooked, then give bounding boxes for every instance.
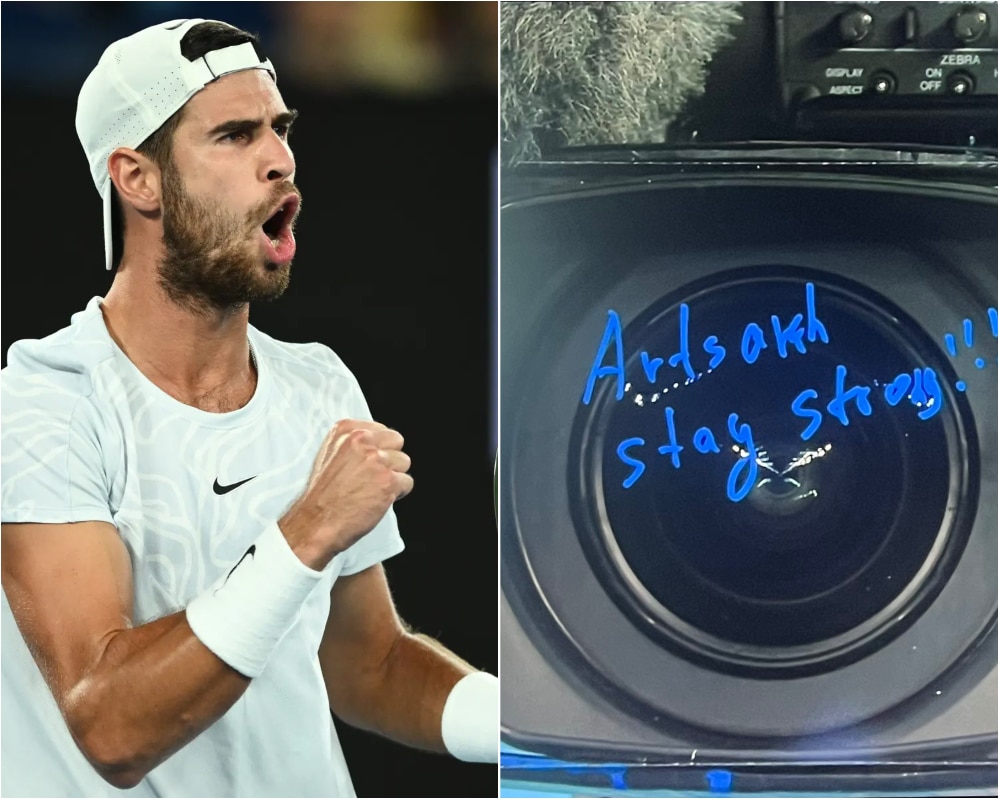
[75,19,276,271]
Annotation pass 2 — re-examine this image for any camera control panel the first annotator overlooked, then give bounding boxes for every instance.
[778,2,998,104]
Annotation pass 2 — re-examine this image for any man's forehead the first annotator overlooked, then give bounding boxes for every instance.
[181,70,288,130]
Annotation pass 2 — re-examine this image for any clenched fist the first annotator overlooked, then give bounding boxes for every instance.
[279,420,413,570]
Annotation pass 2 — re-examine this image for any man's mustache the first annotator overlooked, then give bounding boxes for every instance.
[252,182,303,229]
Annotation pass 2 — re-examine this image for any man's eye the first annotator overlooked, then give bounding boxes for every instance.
[274,125,291,139]
[222,131,248,143]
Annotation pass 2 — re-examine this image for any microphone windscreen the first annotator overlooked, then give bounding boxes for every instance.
[501,1,743,164]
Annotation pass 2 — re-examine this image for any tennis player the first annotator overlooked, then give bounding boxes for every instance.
[0,18,496,797]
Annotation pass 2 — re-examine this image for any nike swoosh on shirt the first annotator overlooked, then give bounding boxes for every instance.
[213,476,257,495]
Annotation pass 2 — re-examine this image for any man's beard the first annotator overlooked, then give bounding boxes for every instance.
[158,163,301,315]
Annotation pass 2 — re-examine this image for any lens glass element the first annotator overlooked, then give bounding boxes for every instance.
[574,270,969,671]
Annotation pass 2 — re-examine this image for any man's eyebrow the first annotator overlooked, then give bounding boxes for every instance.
[274,110,299,128]
[207,110,299,138]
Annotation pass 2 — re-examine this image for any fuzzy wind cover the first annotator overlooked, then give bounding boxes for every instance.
[501,2,743,164]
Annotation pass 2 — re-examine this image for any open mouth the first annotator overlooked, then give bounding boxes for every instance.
[259,194,300,264]
[261,195,299,245]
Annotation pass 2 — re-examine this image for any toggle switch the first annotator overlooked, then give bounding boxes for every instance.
[903,7,919,43]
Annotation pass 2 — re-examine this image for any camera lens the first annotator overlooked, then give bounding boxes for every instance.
[571,268,974,677]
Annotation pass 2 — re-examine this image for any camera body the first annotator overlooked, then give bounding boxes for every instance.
[672,1,997,148]
[500,3,997,794]
[779,1,997,144]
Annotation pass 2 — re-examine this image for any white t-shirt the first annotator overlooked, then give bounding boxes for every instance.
[1,297,405,798]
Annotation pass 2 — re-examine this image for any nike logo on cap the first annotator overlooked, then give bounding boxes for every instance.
[213,476,257,495]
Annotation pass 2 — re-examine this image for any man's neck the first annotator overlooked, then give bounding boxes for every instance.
[100,272,257,413]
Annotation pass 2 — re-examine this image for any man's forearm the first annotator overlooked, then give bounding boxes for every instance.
[328,631,474,752]
[61,612,249,788]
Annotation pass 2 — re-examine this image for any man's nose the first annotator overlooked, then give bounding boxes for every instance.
[261,131,295,183]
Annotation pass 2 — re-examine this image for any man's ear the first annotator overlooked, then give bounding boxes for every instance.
[108,148,163,214]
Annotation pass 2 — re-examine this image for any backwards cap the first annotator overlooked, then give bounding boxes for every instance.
[75,19,276,271]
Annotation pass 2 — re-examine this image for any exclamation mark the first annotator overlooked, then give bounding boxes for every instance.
[946,309,998,392]
[964,319,987,370]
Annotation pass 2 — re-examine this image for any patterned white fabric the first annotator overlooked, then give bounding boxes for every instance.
[1,296,404,797]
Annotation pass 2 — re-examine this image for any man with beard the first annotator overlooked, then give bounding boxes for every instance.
[0,19,497,797]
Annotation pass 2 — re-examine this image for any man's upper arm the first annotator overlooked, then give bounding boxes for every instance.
[1,360,118,527]
[319,564,405,692]
[1,521,134,703]
[1,354,130,696]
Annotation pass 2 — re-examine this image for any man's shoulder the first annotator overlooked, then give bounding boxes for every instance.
[251,328,358,385]
[2,299,116,407]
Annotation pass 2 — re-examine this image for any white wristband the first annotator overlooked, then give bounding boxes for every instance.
[186,522,324,678]
[441,672,499,763]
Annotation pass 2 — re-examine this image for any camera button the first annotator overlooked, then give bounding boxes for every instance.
[870,72,896,95]
[946,72,976,96]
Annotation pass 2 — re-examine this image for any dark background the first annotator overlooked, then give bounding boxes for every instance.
[1,2,497,797]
